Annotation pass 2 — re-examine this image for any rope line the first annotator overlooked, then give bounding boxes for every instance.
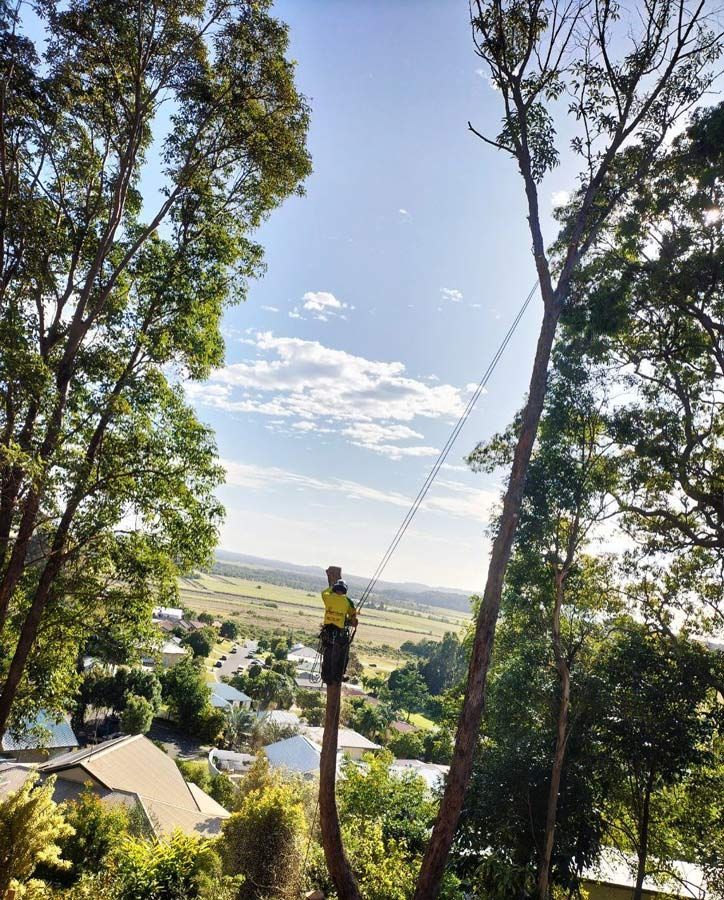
[353,279,538,619]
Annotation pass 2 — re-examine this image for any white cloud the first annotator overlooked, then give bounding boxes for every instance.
[261,305,279,313]
[288,291,350,322]
[190,332,465,425]
[704,207,721,225]
[222,459,497,523]
[440,287,463,303]
[399,208,410,216]
[551,190,571,209]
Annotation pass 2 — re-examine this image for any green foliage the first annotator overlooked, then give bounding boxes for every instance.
[182,629,215,659]
[387,729,426,760]
[52,790,130,885]
[161,657,211,735]
[387,663,430,718]
[77,667,161,723]
[231,669,294,710]
[0,774,73,895]
[175,760,236,811]
[0,0,311,731]
[121,694,154,735]
[223,705,255,752]
[220,782,306,900]
[344,698,394,743]
[220,620,239,640]
[338,752,437,855]
[114,831,235,900]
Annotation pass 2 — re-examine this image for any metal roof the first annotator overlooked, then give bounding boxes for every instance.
[264,735,321,775]
[1,711,78,752]
[211,683,251,703]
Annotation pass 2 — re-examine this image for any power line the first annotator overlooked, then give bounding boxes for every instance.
[354,279,538,618]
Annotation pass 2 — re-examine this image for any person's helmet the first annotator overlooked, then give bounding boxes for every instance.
[332,579,348,594]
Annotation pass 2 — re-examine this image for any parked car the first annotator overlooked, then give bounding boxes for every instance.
[230,647,237,654]
[214,660,222,668]
[220,654,227,661]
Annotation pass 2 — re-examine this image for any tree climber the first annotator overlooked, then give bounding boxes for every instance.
[320,579,358,684]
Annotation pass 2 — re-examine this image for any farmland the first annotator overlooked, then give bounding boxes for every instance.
[179,572,471,673]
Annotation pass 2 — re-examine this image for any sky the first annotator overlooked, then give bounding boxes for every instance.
[185,0,587,592]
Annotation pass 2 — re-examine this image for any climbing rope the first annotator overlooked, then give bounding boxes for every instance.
[351,279,539,628]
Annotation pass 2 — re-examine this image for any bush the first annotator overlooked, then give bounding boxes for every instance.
[0,773,73,896]
[114,832,238,900]
[182,629,215,659]
[387,730,425,760]
[50,790,130,884]
[220,783,306,900]
[121,694,154,735]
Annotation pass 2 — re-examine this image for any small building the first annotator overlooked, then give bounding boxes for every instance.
[210,683,251,710]
[256,709,300,729]
[390,759,449,792]
[264,734,321,778]
[288,645,318,671]
[153,606,184,621]
[582,850,707,899]
[161,639,187,669]
[208,747,254,779]
[1,711,78,764]
[39,734,228,837]
[304,726,381,760]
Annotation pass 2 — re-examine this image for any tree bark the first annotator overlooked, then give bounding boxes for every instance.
[633,778,654,900]
[318,566,361,900]
[413,297,561,900]
[537,571,571,900]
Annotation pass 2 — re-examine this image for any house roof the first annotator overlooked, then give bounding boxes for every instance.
[153,607,183,618]
[42,735,228,837]
[212,683,251,703]
[288,645,317,661]
[264,735,321,775]
[304,726,380,751]
[1,711,78,753]
[256,709,300,728]
[583,849,708,897]
[161,640,186,656]
[210,694,231,709]
[390,759,449,791]
[390,720,416,734]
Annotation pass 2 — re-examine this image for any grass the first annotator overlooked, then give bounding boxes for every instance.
[179,573,469,656]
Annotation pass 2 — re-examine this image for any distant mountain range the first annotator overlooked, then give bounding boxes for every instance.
[211,550,473,614]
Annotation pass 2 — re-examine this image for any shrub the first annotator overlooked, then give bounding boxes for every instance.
[121,694,154,735]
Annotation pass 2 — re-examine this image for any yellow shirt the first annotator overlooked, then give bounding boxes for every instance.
[321,587,358,629]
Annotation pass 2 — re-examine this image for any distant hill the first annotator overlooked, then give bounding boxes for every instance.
[209,550,473,614]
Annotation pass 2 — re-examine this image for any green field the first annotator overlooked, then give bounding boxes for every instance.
[179,573,470,673]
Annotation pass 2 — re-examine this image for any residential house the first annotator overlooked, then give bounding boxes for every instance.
[288,644,318,671]
[264,734,322,778]
[390,758,448,792]
[303,726,380,760]
[1,711,78,764]
[160,639,187,669]
[256,709,300,729]
[38,734,229,837]
[582,850,707,899]
[210,683,252,710]
[153,606,183,621]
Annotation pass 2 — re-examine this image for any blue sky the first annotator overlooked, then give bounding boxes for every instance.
[185,0,584,592]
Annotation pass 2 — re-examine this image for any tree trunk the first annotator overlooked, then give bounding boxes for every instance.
[318,566,361,900]
[413,297,561,900]
[632,779,654,900]
[537,571,571,900]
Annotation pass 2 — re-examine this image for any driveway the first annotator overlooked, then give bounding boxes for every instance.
[148,718,210,760]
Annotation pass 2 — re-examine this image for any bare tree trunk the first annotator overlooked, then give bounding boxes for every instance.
[413,298,561,900]
[537,571,571,900]
[318,566,361,900]
[633,778,654,900]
